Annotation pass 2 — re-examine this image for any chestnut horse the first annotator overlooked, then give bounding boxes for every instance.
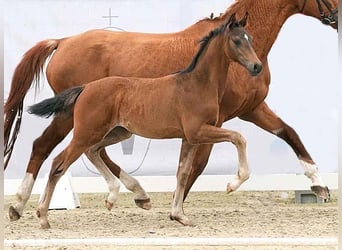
[5,0,337,221]
[28,15,262,228]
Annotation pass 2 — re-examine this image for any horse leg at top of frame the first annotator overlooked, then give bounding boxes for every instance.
[239,102,330,200]
[99,149,151,210]
[170,140,198,226]
[9,116,73,222]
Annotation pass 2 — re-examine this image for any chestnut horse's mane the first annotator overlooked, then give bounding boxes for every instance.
[197,0,243,24]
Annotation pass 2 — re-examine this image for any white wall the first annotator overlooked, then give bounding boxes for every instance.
[4,0,338,179]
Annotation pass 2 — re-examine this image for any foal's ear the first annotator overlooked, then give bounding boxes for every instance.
[239,12,249,27]
[227,13,237,30]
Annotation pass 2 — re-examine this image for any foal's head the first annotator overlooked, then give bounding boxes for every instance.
[224,13,262,76]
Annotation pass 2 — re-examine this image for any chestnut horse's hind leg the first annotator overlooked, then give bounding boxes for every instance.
[180,143,214,200]
[9,116,73,222]
[240,101,329,200]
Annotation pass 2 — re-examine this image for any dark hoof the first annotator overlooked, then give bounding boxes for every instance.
[134,198,152,210]
[9,206,21,221]
[169,214,194,226]
[311,185,330,201]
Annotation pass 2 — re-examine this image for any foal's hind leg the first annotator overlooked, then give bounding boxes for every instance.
[9,116,73,222]
[85,150,121,211]
[37,142,87,229]
[99,149,151,210]
[86,127,151,210]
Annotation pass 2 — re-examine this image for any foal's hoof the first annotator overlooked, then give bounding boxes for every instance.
[226,183,235,194]
[36,211,51,229]
[40,222,51,229]
[9,206,21,221]
[170,214,194,226]
[311,185,330,201]
[105,200,114,211]
[134,198,152,210]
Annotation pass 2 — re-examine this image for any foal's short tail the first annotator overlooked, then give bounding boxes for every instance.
[28,86,84,118]
[4,39,60,169]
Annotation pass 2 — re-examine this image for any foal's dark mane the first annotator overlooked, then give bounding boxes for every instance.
[177,18,236,75]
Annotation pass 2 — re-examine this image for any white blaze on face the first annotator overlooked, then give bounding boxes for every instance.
[243,33,249,41]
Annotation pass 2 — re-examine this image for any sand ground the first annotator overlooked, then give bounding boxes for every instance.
[3,191,338,249]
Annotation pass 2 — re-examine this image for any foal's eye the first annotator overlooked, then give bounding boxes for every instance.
[233,38,241,46]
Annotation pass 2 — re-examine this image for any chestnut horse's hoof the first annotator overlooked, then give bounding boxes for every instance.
[170,214,194,226]
[134,198,152,210]
[105,200,114,211]
[9,206,21,221]
[311,185,330,201]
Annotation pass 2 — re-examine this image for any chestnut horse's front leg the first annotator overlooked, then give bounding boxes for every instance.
[180,143,214,200]
[239,101,330,200]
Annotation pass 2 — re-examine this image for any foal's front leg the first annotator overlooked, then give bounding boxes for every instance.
[186,125,250,193]
[170,125,248,226]
[170,140,198,226]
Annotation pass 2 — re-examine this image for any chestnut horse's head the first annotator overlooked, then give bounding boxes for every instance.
[224,13,262,76]
[299,0,338,30]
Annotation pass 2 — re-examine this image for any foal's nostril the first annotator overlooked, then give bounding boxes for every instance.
[247,63,262,76]
[252,63,262,75]
[253,63,262,74]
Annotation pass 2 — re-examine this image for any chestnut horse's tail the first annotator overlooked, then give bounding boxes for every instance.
[4,39,60,169]
[28,86,84,119]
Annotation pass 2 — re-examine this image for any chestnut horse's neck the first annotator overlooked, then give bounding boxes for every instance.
[185,0,301,58]
[237,0,300,58]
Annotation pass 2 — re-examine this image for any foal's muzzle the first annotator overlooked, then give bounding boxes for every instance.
[248,63,263,76]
